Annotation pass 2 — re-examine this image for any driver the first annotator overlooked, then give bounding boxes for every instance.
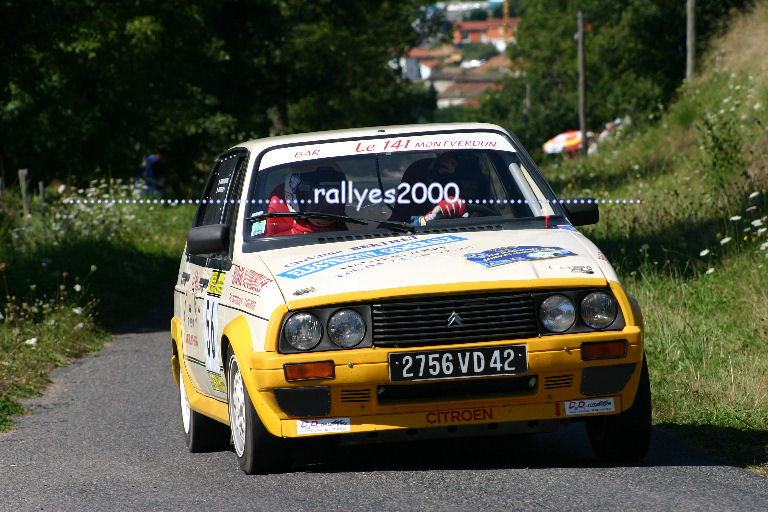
[411,151,491,226]
[264,164,347,236]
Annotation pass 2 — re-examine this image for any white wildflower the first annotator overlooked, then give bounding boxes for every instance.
[25,337,38,346]
[746,206,757,212]
[720,237,732,245]
[758,228,767,236]
[90,265,97,272]
[749,191,760,200]
[755,103,762,110]
[57,184,66,194]
[752,219,764,227]
[705,268,715,275]
[74,322,84,330]
[73,284,82,292]
[760,242,768,251]
[730,215,742,222]
[699,249,710,257]
[72,307,83,315]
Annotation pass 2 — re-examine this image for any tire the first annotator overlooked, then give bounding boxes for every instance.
[178,362,229,452]
[586,357,652,463]
[227,346,286,474]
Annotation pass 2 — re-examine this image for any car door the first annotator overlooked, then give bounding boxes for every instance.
[183,150,248,399]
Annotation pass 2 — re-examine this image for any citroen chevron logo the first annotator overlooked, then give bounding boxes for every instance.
[447,311,464,327]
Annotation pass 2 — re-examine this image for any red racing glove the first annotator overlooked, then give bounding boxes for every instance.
[414,198,467,226]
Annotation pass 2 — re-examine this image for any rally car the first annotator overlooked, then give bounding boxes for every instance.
[171,122,651,474]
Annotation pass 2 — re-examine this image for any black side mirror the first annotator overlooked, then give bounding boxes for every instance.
[562,198,599,226]
[187,224,229,255]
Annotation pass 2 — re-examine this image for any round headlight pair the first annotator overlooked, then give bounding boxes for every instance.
[283,309,366,351]
[539,292,617,332]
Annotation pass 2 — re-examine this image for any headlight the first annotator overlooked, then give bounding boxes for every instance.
[283,312,323,350]
[540,295,576,332]
[327,309,366,348]
[581,291,618,329]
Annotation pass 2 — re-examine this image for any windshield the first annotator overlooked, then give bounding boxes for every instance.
[246,141,560,238]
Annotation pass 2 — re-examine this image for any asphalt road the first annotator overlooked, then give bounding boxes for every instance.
[1,305,767,512]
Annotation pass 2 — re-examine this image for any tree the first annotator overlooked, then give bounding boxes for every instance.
[467,9,488,21]
[476,0,749,153]
[0,0,436,184]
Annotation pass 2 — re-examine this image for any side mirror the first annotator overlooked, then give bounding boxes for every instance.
[187,224,229,255]
[562,198,599,226]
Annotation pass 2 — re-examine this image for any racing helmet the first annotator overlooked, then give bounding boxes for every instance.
[430,151,491,201]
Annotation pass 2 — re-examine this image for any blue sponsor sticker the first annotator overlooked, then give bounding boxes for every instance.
[465,246,576,268]
[278,235,468,279]
[251,219,266,236]
[556,224,579,232]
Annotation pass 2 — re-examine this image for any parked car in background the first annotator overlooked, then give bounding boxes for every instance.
[171,122,651,474]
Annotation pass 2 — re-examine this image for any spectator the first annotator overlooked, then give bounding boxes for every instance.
[137,147,175,196]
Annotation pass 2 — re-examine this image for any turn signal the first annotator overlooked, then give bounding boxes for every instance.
[581,340,627,361]
[284,361,335,381]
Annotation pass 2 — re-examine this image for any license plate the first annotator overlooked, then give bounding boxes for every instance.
[388,344,528,382]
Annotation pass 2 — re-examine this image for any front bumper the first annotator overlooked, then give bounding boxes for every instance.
[248,326,644,438]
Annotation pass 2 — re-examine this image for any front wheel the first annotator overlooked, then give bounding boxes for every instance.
[586,357,652,462]
[179,362,228,452]
[227,346,286,474]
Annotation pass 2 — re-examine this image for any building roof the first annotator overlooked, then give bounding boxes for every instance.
[454,18,519,33]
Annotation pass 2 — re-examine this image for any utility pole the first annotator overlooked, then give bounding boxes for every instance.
[577,9,587,157]
[686,0,696,80]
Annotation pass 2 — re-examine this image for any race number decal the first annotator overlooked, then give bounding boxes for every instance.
[204,270,225,384]
[204,294,221,375]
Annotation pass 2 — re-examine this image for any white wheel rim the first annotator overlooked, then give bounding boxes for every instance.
[179,365,191,434]
[229,356,247,457]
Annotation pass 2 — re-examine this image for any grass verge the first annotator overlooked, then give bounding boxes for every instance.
[0,181,194,430]
[540,2,768,476]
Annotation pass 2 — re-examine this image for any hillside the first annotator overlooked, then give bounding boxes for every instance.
[542,1,768,476]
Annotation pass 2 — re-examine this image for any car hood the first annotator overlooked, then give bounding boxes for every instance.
[251,228,618,302]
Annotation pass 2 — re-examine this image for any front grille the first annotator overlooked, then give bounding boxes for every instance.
[377,375,536,404]
[371,292,538,347]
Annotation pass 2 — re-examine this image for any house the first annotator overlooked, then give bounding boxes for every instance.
[398,44,456,80]
[453,17,519,52]
[434,73,503,109]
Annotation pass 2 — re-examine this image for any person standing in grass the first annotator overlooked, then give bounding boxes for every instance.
[137,147,176,196]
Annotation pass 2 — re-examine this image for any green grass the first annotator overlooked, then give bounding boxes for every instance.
[0,182,194,430]
[541,5,768,474]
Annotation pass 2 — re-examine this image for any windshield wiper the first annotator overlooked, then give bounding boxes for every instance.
[247,211,415,233]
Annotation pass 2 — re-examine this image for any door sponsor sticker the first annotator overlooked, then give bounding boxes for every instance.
[231,265,273,294]
[564,398,615,416]
[296,418,351,435]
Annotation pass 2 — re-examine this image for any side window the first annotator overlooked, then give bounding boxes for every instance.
[195,153,241,227]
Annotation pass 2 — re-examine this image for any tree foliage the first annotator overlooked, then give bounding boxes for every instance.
[475,0,750,153]
[0,0,435,184]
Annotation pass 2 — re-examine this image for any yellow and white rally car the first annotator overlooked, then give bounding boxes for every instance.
[171,123,651,474]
